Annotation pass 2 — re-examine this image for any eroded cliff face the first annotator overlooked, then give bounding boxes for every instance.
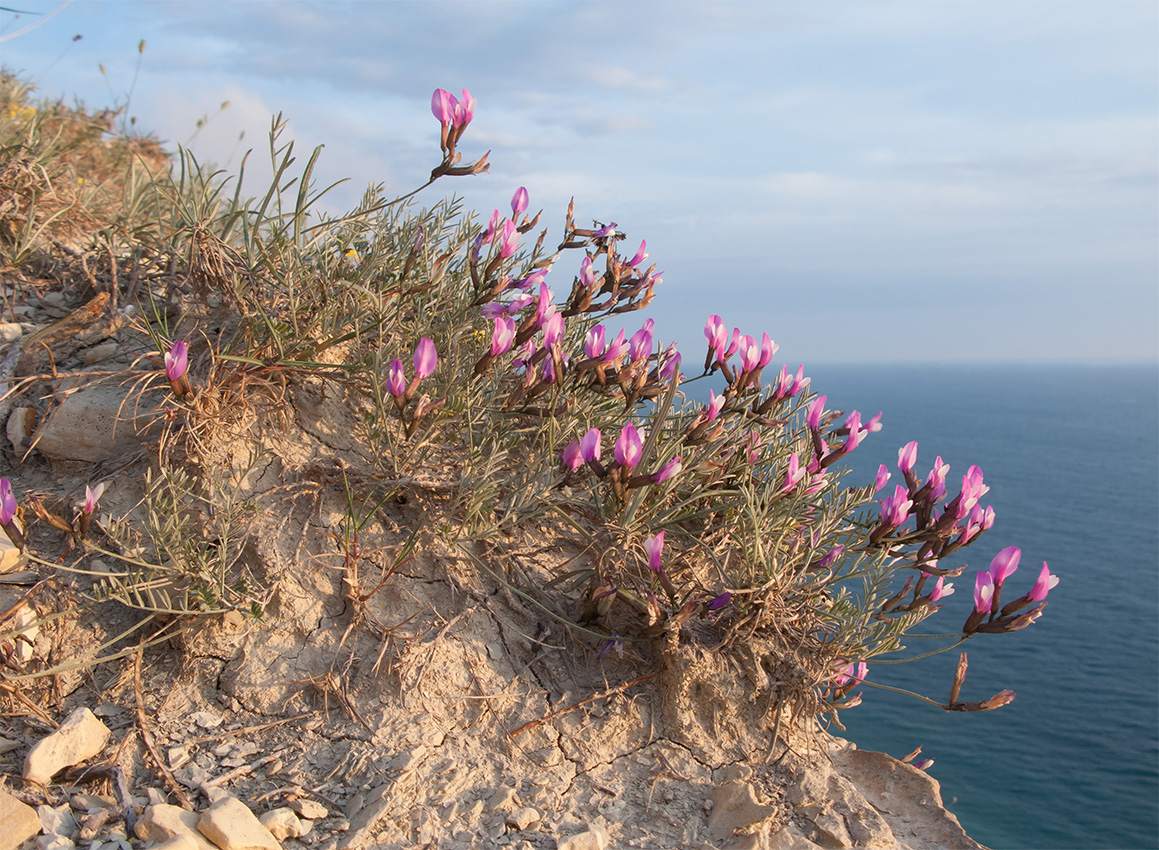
[0,292,984,849]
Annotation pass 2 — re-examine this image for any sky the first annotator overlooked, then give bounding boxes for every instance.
[2,0,1156,364]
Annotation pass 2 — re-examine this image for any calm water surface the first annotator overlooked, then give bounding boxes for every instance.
[785,363,1159,850]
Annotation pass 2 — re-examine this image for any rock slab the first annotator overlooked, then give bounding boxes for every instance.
[23,707,110,786]
[198,796,282,850]
[0,788,41,850]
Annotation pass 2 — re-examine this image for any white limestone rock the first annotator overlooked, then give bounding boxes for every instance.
[23,707,110,786]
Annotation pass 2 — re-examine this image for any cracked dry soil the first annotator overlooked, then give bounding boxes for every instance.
[2,370,987,850]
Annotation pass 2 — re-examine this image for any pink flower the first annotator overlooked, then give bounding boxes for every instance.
[928,575,955,601]
[652,456,682,484]
[579,256,596,289]
[989,546,1021,586]
[880,484,913,527]
[615,423,643,469]
[926,456,950,501]
[0,479,15,525]
[806,395,827,430]
[628,319,654,362]
[627,240,648,267]
[387,359,407,399]
[511,186,529,218]
[490,315,516,356]
[873,464,891,492]
[706,389,725,422]
[842,410,865,453]
[746,430,762,464]
[591,222,617,238]
[833,661,868,687]
[736,334,760,372]
[542,312,565,348]
[561,440,582,471]
[974,571,995,613]
[704,315,727,357]
[774,364,808,399]
[898,441,918,474]
[413,338,438,380]
[535,282,554,328]
[431,88,455,125]
[584,325,606,359]
[643,531,665,573]
[1027,562,1059,602]
[782,452,806,494]
[863,411,883,432]
[913,758,934,771]
[454,88,476,127]
[759,333,778,368]
[165,340,188,381]
[956,465,988,517]
[603,329,629,363]
[580,428,602,463]
[83,482,105,514]
[498,219,520,259]
[659,348,681,383]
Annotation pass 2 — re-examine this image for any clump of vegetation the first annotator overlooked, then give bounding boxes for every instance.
[0,73,1057,742]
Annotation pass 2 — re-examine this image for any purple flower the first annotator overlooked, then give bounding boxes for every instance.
[490,315,516,356]
[774,364,808,399]
[1027,562,1059,602]
[643,531,665,572]
[591,222,617,238]
[165,340,188,381]
[989,546,1021,586]
[0,479,15,526]
[873,464,891,492]
[627,239,648,267]
[387,359,407,399]
[913,758,935,771]
[863,411,883,432]
[580,428,602,463]
[707,592,732,611]
[615,423,643,469]
[584,325,606,359]
[413,338,438,381]
[974,571,995,613]
[561,440,583,471]
[898,441,918,474]
[511,186,529,218]
[652,456,682,484]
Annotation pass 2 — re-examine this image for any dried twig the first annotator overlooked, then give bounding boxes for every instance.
[133,643,193,810]
[508,666,665,738]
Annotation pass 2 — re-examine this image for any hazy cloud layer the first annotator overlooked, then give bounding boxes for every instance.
[3,0,1155,362]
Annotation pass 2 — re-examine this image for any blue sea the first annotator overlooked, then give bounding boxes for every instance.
[779,363,1159,850]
